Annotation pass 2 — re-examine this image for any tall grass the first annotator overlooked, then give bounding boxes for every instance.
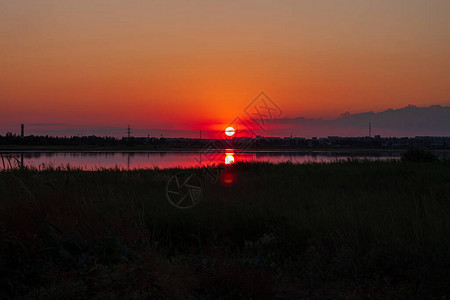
[1,160,450,298]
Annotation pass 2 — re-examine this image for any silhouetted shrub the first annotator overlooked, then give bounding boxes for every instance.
[401,148,438,162]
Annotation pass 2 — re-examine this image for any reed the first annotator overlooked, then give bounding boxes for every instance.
[0,160,449,298]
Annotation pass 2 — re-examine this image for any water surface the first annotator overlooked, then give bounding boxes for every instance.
[0,150,409,170]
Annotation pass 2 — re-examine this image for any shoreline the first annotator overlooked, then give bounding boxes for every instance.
[1,146,449,153]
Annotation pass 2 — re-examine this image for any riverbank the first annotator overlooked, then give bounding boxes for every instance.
[2,145,449,154]
[1,161,449,298]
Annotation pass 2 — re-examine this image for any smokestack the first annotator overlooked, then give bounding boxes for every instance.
[21,124,24,138]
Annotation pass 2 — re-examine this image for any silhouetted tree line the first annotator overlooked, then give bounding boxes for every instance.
[1,133,449,149]
[0,134,201,147]
[0,134,123,146]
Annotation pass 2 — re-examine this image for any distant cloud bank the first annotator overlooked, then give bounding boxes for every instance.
[265,105,450,138]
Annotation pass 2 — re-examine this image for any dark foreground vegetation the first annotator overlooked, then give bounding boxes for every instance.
[1,160,450,299]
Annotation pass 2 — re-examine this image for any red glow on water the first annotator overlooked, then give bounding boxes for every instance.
[221,170,236,186]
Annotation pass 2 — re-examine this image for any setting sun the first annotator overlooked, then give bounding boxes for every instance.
[225,127,235,137]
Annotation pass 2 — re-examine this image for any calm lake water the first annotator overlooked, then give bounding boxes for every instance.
[0,150,415,170]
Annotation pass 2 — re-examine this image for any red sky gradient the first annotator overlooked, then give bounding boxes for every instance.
[1,0,449,137]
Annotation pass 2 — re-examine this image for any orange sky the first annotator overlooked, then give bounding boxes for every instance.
[0,0,449,137]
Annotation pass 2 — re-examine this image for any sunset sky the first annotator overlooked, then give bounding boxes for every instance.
[1,0,449,137]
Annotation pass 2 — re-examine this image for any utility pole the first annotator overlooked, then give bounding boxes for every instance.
[369,122,372,138]
[127,125,131,139]
[20,124,24,138]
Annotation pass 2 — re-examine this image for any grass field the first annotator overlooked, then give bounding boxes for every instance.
[1,160,450,299]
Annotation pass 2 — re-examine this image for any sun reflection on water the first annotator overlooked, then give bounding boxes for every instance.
[225,152,235,164]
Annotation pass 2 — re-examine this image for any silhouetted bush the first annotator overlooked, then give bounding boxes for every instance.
[401,148,438,162]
